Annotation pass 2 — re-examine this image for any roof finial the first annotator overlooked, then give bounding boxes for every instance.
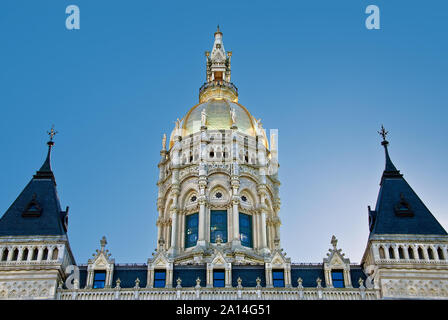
[35,125,58,177]
[378,124,388,143]
[47,124,58,142]
[214,25,222,36]
[377,125,401,178]
[100,236,107,251]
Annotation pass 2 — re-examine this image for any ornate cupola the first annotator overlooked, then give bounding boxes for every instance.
[200,26,237,103]
[155,27,281,268]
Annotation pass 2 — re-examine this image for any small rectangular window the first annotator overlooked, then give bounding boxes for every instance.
[93,271,106,289]
[154,270,166,288]
[272,269,285,287]
[331,270,345,288]
[213,270,225,288]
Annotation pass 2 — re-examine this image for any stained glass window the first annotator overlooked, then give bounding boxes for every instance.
[239,213,253,248]
[185,213,199,248]
[210,210,227,243]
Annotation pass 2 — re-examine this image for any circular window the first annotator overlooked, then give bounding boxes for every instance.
[215,192,223,199]
[191,195,197,202]
[241,195,247,202]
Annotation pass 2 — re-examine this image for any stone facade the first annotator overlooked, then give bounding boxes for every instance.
[0,28,446,300]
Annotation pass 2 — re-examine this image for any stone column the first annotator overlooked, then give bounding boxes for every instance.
[231,162,241,247]
[404,245,410,259]
[198,163,207,247]
[225,265,232,288]
[265,263,273,288]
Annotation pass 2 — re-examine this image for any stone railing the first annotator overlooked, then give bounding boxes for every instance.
[58,286,379,300]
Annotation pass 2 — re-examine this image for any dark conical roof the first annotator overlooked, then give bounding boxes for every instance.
[0,140,68,236]
[368,133,447,236]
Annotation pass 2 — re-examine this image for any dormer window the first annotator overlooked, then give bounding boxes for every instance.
[394,193,413,217]
[331,270,345,288]
[22,194,42,217]
[93,271,106,289]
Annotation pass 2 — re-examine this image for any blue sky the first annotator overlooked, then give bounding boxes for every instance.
[0,0,447,264]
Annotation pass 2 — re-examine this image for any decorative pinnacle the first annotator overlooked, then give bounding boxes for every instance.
[331,235,338,249]
[378,125,388,142]
[47,125,58,142]
[100,236,107,251]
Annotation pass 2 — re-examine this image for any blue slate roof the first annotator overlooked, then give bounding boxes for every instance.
[369,141,447,236]
[291,265,326,287]
[0,144,67,237]
[113,266,147,288]
[173,265,207,288]
[232,265,265,287]
[76,264,366,289]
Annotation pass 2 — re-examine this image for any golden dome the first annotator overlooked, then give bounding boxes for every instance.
[183,98,255,136]
[168,98,269,149]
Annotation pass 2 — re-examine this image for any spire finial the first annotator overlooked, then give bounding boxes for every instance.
[214,25,222,36]
[377,125,401,178]
[378,124,388,142]
[47,125,58,144]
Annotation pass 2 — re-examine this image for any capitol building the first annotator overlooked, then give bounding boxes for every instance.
[0,28,447,300]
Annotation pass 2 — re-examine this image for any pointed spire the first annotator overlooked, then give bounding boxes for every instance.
[34,125,58,180]
[214,24,222,36]
[378,125,402,181]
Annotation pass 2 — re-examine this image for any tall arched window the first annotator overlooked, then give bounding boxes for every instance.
[210,210,227,243]
[42,248,48,260]
[239,213,253,248]
[408,247,414,259]
[418,247,424,260]
[388,247,395,259]
[185,213,199,248]
[1,249,9,261]
[437,247,444,260]
[32,248,38,260]
[22,248,29,261]
[12,248,19,261]
[428,248,434,260]
[52,248,59,260]
[379,247,385,259]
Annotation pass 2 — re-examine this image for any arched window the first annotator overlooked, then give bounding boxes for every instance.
[32,248,38,260]
[388,247,395,259]
[12,248,19,261]
[42,248,49,260]
[185,213,199,248]
[428,248,434,260]
[437,247,444,260]
[418,247,424,260]
[52,248,59,260]
[239,213,253,248]
[379,247,385,259]
[408,247,414,259]
[1,249,9,261]
[398,247,404,259]
[210,210,227,243]
[22,248,29,261]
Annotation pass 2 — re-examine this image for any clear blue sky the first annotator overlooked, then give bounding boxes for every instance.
[1,0,447,264]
